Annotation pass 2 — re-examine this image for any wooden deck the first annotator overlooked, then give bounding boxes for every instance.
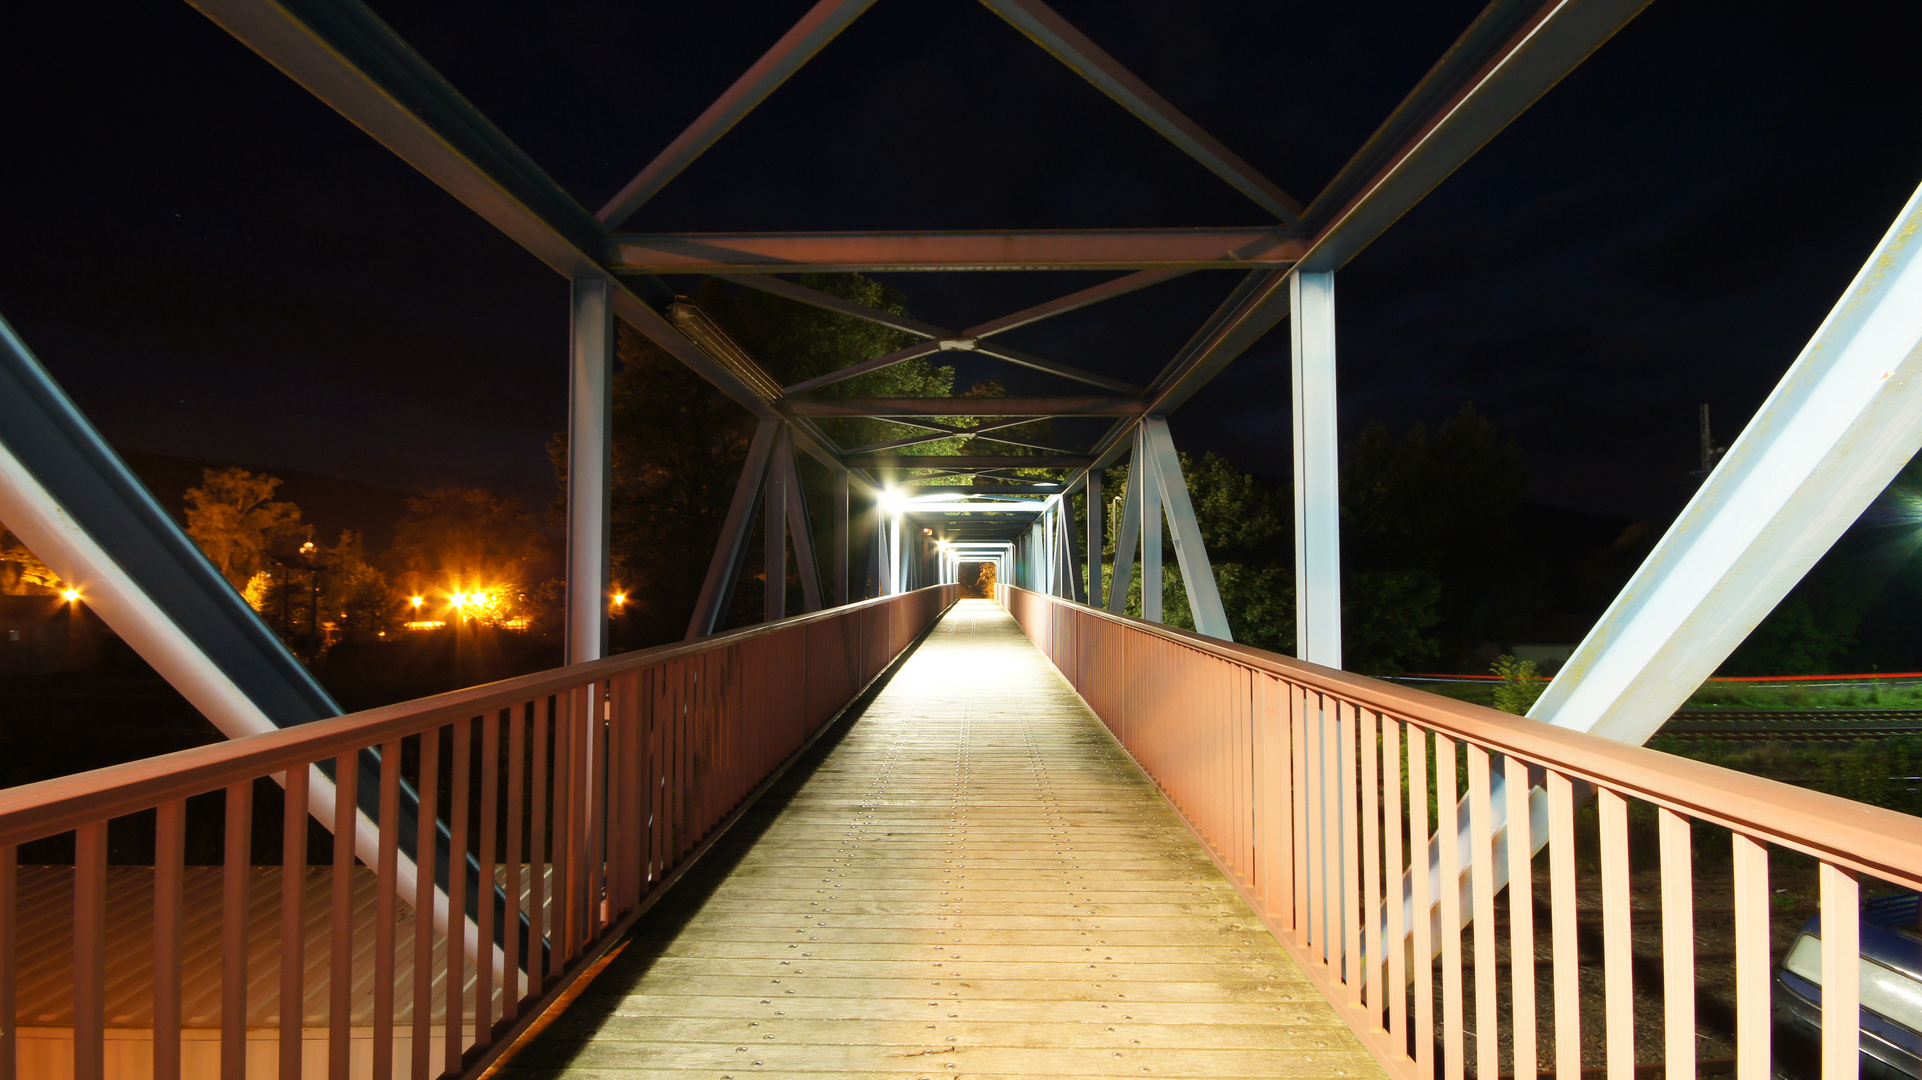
[503,599,1380,1079]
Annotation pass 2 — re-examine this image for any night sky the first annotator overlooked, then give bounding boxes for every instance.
[6,0,1922,526]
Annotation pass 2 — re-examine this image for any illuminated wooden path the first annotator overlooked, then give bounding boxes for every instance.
[502,600,1378,1079]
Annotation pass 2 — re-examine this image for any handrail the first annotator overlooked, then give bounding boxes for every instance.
[0,587,948,850]
[0,584,957,1080]
[1003,585,1922,1080]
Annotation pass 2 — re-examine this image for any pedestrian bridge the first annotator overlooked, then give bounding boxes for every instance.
[3,587,1917,1080]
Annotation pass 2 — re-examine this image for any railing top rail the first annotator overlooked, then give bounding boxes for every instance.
[0,586,949,849]
[1008,586,1922,890]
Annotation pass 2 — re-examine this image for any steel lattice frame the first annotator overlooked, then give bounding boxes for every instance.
[181,0,1653,559]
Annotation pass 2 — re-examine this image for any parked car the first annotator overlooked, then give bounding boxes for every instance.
[1774,892,1922,1078]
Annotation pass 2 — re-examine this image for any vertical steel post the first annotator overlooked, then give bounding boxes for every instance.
[1290,270,1341,668]
[833,469,850,606]
[764,428,788,622]
[1085,471,1102,607]
[1138,426,1162,622]
[566,277,614,665]
[1108,461,1141,614]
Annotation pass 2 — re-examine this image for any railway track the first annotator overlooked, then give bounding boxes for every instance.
[1657,708,1922,740]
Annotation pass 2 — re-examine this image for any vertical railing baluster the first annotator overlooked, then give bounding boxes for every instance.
[0,842,14,1080]
[154,800,185,1080]
[1467,745,1497,1080]
[561,687,583,960]
[504,706,527,1019]
[1598,787,1633,1080]
[222,781,253,1080]
[1548,770,1580,1080]
[1504,755,1535,1080]
[414,729,440,1080]
[1305,689,1324,960]
[1291,683,1309,948]
[1382,719,1406,1053]
[1819,861,1860,1080]
[1340,701,1362,1009]
[329,751,357,1080]
[1408,726,1433,1080]
[1731,833,1769,1080]
[374,739,402,1080]
[1436,734,1463,1080]
[477,712,500,1038]
[1361,707,1380,1016]
[1657,807,1694,1080]
[282,765,310,1080]
[588,682,607,934]
[74,821,107,1080]
[447,718,472,1076]
[529,702,549,995]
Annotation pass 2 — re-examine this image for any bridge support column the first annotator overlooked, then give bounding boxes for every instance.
[1085,471,1103,607]
[1141,417,1231,640]
[833,468,850,606]
[566,277,614,665]
[1136,425,1162,621]
[1290,270,1341,668]
[763,431,788,622]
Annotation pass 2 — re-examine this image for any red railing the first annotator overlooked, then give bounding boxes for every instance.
[0,585,955,1080]
[1004,586,1922,1080]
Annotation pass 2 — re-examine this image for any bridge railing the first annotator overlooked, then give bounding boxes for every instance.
[1003,585,1922,1080]
[0,584,956,1080]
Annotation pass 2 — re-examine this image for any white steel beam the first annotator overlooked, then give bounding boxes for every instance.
[1290,271,1341,668]
[1085,470,1103,607]
[833,469,850,607]
[776,430,824,613]
[1535,177,1922,740]
[1138,426,1162,622]
[1141,418,1232,641]
[565,278,613,665]
[687,419,780,637]
[1108,460,1141,615]
[764,431,788,622]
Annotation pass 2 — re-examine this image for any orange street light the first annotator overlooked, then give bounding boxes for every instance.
[410,595,423,608]
[60,588,81,603]
[612,592,626,607]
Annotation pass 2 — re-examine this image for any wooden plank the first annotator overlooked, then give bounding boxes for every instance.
[498,600,1383,1079]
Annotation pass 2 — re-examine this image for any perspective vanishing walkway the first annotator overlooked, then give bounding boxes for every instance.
[501,599,1381,1079]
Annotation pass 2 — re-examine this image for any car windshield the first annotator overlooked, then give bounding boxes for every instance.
[1784,934,1922,1033]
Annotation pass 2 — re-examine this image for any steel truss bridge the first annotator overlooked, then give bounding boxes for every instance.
[2,0,1921,1078]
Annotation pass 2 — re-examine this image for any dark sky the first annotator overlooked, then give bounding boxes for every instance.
[5,0,1922,525]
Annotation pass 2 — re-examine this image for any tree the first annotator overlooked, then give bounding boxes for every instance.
[320,530,392,635]
[390,489,549,625]
[184,467,305,588]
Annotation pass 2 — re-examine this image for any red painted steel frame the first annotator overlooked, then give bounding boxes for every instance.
[1003,586,1922,1080]
[0,585,955,1080]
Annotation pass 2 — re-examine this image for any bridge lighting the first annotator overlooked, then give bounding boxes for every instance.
[451,592,467,607]
[410,595,423,608]
[60,588,80,603]
[878,488,908,513]
[613,592,626,607]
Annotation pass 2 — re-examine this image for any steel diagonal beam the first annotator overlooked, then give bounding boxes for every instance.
[726,275,951,338]
[978,0,1302,225]
[1058,0,1651,494]
[186,0,787,429]
[967,341,1141,393]
[844,455,1091,469]
[782,340,945,396]
[846,416,1063,455]
[597,0,879,227]
[962,269,1190,338]
[1294,0,1652,272]
[787,397,1145,417]
[602,229,1302,272]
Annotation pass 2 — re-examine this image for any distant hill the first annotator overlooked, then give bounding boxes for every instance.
[120,450,415,558]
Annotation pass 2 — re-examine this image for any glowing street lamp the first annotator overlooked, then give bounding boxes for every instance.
[60,588,81,603]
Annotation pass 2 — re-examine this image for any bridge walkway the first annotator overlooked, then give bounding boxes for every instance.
[501,599,1379,1079]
